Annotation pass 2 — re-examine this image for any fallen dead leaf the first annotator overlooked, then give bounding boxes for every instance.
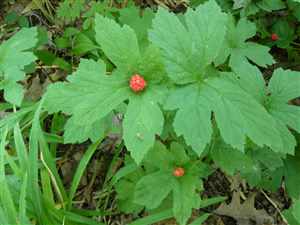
[215,191,274,225]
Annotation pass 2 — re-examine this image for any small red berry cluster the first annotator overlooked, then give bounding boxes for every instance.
[173,167,185,177]
[271,33,279,41]
[129,74,147,92]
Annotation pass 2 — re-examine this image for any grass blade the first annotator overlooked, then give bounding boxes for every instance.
[68,140,102,209]
[0,128,17,224]
[14,123,29,171]
[189,214,210,225]
[19,173,31,225]
[128,209,173,225]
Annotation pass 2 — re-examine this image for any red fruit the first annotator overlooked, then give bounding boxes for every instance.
[271,33,279,41]
[173,167,185,177]
[129,74,147,92]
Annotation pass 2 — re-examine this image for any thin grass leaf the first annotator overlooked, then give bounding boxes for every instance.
[14,123,29,171]
[0,128,17,224]
[49,113,64,155]
[28,100,49,223]
[44,132,64,144]
[71,208,110,217]
[103,142,124,184]
[0,105,36,130]
[128,209,173,225]
[189,214,210,225]
[64,210,105,225]
[41,168,55,207]
[0,205,9,224]
[68,139,102,209]
[19,173,31,225]
[39,130,68,206]
[0,102,13,111]
[4,151,22,177]
[111,163,138,185]
[200,196,227,208]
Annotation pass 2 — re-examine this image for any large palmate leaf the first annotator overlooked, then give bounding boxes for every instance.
[202,76,282,151]
[165,85,212,154]
[0,28,38,105]
[215,16,274,69]
[149,0,228,84]
[233,63,300,154]
[119,6,154,48]
[44,59,130,125]
[134,142,203,225]
[123,89,165,163]
[95,14,140,73]
[150,0,281,155]
[45,15,166,163]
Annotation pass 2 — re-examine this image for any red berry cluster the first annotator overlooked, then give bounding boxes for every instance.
[129,74,147,93]
[271,33,279,41]
[173,167,185,177]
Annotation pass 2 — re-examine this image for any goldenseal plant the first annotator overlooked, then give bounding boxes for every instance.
[115,141,211,225]
[42,0,300,224]
[44,13,167,164]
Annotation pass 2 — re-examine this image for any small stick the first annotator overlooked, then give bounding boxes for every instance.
[261,190,288,225]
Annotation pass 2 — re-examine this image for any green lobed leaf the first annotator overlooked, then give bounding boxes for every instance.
[165,85,212,156]
[63,113,113,144]
[268,68,300,104]
[215,16,274,69]
[123,90,165,164]
[173,175,201,225]
[257,0,286,11]
[284,154,300,199]
[56,0,84,23]
[135,142,202,225]
[0,28,38,105]
[134,171,175,209]
[210,136,255,175]
[46,14,166,163]
[119,6,154,49]
[224,64,300,155]
[95,14,141,72]
[149,0,227,84]
[272,19,295,48]
[44,59,130,143]
[202,76,282,151]
[266,68,300,153]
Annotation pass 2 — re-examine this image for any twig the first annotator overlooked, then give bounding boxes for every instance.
[261,190,288,225]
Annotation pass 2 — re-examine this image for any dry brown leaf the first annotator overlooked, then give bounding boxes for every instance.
[215,191,274,225]
[24,76,50,101]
